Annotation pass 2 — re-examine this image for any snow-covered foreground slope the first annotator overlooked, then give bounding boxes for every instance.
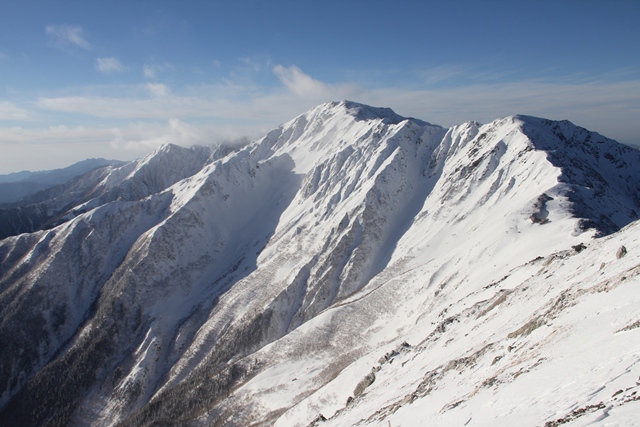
[0,101,639,426]
[278,221,640,427]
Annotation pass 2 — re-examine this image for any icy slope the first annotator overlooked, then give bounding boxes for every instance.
[0,101,639,427]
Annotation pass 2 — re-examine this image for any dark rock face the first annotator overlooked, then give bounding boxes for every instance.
[519,115,640,235]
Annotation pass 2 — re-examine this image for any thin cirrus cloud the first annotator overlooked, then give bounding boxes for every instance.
[109,118,232,152]
[147,83,171,97]
[15,65,640,175]
[96,57,126,73]
[143,63,174,80]
[272,65,331,97]
[34,65,333,120]
[361,79,640,146]
[0,101,31,121]
[0,124,146,174]
[31,64,640,152]
[45,24,91,50]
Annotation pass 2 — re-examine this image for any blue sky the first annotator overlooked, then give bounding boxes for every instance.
[1,0,639,173]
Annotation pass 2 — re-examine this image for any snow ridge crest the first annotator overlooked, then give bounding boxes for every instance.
[1,102,640,427]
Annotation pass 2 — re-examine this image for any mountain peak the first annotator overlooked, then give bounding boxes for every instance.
[1,102,640,427]
[316,100,438,127]
[337,100,406,124]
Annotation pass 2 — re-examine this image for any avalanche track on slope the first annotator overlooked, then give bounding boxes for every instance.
[0,101,639,427]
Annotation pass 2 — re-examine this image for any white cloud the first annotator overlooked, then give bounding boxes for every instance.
[0,101,30,120]
[96,57,125,73]
[32,67,640,148]
[0,52,8,61]
[147,83,170,97]
[143,65,155,79]
[36,95,213,120]
[143,63,173,79]
[6,65,639,174]
[110,119,220,151]
[0,125,124,173]
[0,120,249,174]
[240,56,270,73]
[359,80,640,145]
[0,124,110,145]
[273,64,332,97]
[45,24,91,50]
[0,111,265,174]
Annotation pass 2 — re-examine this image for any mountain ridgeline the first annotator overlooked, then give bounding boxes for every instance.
[1,101,639,426]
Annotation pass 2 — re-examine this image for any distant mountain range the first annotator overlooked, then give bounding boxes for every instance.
[0,158,125,205]
[1,101,639,426]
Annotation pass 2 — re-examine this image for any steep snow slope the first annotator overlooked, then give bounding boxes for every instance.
[294,220,640,427]
[0,101,639,427]
[0,144,216,240]
[0,158,124,204]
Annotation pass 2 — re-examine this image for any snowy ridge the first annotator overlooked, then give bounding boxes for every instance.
[0,144,216,240]
[518,115,640,234]
[0,158,125,205]
[0,101,639,426]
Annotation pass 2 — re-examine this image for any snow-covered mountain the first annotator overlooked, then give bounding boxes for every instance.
[1,101,639,426]
[0,158,126,205]
[0,144,219,240]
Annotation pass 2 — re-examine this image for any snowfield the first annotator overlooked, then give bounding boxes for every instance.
[0,101,639,426]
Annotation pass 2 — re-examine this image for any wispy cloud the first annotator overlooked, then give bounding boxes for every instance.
[360,79,640,145]
[33,65,640,145]
[240,56,270,73]
[6,63,639,173]
[273,65,331,97]
[0,118,260,174]
[0,52,8,61]
[96,57,126,73]
[147,83,170,97]
[0,101,31,121]
[0,124,112,145]
[45,24,91,50]
[270,64,363,104]
[34,70,358,124]
[143,63,173,79]
[414,64,521,87]
[109,119,229,151]
[0,124,141,173]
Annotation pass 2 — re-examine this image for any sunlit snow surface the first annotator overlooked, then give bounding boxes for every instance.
[0,101,639,426]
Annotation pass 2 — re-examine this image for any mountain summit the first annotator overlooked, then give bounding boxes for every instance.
[1,101,640,426]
